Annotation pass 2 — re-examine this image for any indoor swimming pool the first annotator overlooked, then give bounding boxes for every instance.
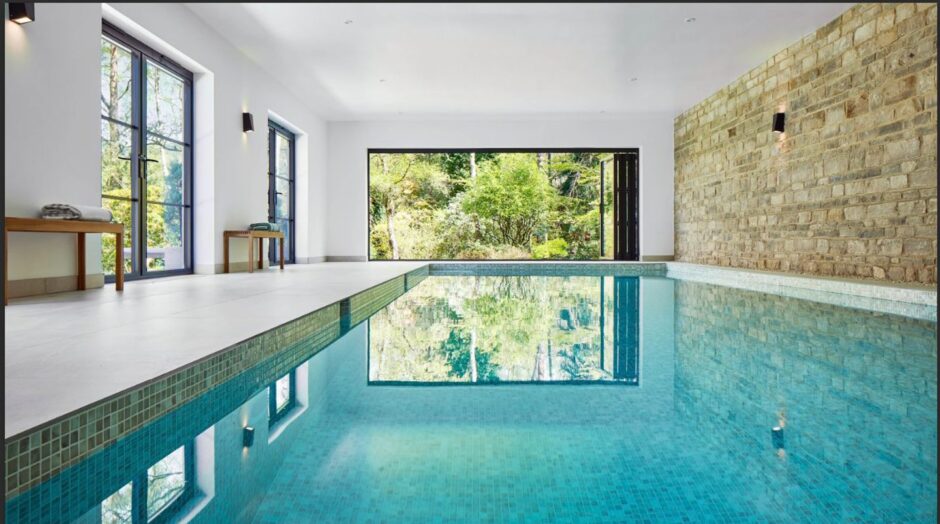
[5,268,937,523]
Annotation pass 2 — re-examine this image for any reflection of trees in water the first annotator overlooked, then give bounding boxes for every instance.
[439,329,500,383]
[370,276,618,382]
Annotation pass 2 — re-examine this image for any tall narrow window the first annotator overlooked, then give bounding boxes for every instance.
[268,370,297,426]
[101,22,193,280]
[268,122,295,264]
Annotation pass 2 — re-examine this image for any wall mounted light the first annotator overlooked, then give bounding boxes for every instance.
[772,112,786,133]
[8,3,35,24]
[771,426,785,450]
[242,112,254,133]
[243,426,255,447]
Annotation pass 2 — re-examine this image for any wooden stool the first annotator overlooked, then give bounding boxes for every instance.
[223,230,285,273]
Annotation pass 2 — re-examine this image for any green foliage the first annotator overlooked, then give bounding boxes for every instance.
[462,155,557,247]
[438,329,499,382]
[532,238,569,259]
[368,151,615,260]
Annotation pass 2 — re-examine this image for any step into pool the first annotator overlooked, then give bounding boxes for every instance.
[5,268,937,523]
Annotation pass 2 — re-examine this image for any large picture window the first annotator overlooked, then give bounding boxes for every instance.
[101,22,193,279]
[367,149,638,260]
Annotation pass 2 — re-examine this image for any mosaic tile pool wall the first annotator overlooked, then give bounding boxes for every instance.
[3,267,428,501]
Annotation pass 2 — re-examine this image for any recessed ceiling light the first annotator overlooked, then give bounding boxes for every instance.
[685,17,696,23]
[344,19,353,25]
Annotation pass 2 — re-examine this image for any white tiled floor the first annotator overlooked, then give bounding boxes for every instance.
[4,262,424,437]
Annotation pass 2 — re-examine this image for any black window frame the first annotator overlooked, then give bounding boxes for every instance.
[101,21,194,281]
[108,442,195,523]
[268,121,296,264]
[365,148,639,261]
[268,370,297,426]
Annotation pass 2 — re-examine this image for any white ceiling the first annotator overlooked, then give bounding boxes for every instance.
[186,3,853,121]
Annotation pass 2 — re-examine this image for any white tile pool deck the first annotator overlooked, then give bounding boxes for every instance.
[4,262,424,438]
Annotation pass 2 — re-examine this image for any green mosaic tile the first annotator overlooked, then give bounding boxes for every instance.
[3,268,427,500]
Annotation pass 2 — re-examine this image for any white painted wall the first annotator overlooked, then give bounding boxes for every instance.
[325,117,675,259]
[4,4,103,280]
[4,2,329,285]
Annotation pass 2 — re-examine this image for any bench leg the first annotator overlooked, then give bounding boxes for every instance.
[77,233,86,291]
[248,236,254,273]
[258,238,264,270]
[115,232,124,291]
[279,237,285,269]
[223,235,230,273]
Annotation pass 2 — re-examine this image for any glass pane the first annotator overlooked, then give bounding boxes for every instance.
[276,219,291,260]
[275,133,291,178]
[274,177,291,218]
[101,482,133,524]
[275,374,291,412]
[100,38,133,124]
[147,446,186,520]
[147,204,184,272]
[601,159,615,259]
[146,62,185,141]
[368,152,608,260]
[146,138,184,205]
[102,198,134,275]
[101,120,133,199]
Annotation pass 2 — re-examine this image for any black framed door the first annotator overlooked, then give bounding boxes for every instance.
[613,152,639,261]
[101,22,193,280]
[267,122,295,264]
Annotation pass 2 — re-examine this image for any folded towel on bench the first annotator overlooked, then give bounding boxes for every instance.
[249,222,280,232]
[41,204,113,222]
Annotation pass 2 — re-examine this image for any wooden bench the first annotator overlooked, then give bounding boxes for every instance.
[223,230,285,273]
[4,217,124,305]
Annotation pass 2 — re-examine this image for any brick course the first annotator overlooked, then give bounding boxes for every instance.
[674,3,937,284]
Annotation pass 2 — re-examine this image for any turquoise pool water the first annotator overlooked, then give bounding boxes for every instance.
[6,274,937,523]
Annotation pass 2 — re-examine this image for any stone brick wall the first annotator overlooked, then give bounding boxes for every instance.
[674,3,937,284]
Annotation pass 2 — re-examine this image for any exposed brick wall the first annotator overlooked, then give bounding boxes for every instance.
[674,3,937,284]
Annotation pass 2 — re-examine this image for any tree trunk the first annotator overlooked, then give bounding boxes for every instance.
[469,329,478,382]
[547,339,553,380]
[386,200,399,259]
[532,342,546,380]
[469,152,477,179]
[536,153,545,173]
[380,155,399,259]
[107,47,120,157]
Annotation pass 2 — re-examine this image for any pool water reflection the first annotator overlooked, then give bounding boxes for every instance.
[5,275,937,523]
[368,276,640,384]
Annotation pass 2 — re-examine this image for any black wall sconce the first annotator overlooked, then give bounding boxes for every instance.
[8,3,35,24]
[772,112,786,133]
[243,426,255,447]
[771,426,785,450]
[242,112,254,133]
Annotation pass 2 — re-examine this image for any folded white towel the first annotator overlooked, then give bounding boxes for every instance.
[41,204,113,222]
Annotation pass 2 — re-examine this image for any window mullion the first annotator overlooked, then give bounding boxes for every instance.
[133,472,148,524]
